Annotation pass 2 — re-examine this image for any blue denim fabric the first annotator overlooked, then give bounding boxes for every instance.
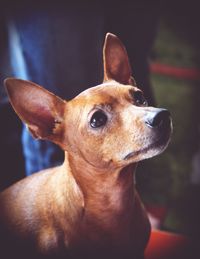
[22,126,63,175]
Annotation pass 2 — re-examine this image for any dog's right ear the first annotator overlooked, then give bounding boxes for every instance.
[4,78,66,144]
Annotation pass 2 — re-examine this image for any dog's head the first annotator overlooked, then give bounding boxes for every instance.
[4,33,172,169]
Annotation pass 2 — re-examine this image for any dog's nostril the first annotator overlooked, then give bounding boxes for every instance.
[145,109,170,128]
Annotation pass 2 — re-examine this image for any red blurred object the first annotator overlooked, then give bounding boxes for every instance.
[145,230,197,259]
[150,62,200,80]
[146,205,167,222]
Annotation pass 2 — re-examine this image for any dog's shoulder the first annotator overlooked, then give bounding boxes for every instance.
[0,167,61,230]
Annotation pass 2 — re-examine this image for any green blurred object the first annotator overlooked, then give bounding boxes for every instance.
[152,22,200,68]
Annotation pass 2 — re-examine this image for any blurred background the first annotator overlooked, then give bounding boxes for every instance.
[137,0,200,238]
[0,0,200,239]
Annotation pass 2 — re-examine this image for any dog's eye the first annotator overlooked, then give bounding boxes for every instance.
[134,91,148,106]
[90,110,108,128]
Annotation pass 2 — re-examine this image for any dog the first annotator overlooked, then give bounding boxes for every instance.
[0,33,172,259]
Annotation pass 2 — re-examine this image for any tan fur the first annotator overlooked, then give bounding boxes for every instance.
[0,33,172,259]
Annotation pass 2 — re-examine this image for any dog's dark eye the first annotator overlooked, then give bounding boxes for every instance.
[90,110,108,128]
[134,91,148,106]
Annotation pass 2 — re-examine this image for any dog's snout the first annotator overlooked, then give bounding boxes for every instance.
[145,109,171,128]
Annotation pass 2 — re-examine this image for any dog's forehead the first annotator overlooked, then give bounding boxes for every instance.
[73,81,138,105]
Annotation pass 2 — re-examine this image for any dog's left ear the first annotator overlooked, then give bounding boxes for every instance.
[103,33,136,85]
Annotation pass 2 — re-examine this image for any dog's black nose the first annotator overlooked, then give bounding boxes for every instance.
[145,109,171,128]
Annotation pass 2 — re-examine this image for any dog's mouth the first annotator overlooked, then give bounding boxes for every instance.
[124,128,171,161]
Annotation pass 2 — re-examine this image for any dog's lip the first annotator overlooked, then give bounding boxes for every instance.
[124,130,171,161]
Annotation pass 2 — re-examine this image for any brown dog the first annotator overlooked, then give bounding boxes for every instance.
[0,33,172,259]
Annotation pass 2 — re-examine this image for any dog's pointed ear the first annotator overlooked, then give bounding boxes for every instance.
[4,78,66,144]
[103,33,136,85]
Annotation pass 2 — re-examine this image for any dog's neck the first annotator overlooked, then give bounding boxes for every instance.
[59,152,147,255]
[62,151,137,228]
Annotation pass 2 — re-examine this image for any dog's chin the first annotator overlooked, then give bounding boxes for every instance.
[124,131,171,163]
